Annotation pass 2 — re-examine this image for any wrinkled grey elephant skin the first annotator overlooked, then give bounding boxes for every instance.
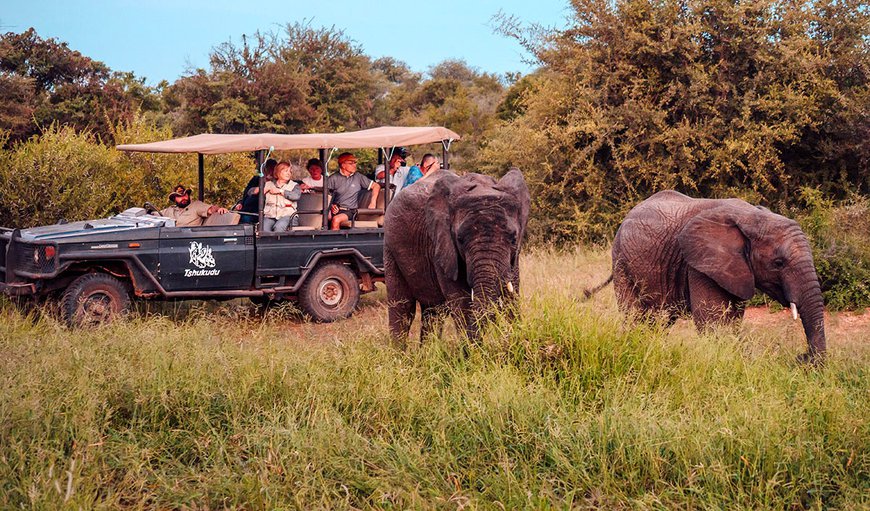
[608,190,826,363]
[384,169,530,345]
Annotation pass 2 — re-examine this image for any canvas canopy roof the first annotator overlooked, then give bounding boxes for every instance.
[116,126,461,155]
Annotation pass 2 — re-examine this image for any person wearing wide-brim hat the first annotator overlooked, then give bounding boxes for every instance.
[152,184,228,227]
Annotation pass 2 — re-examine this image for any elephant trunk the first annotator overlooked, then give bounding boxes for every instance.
[470,266,503,307]
[781,251,827,363]
[467,248,515,333]
[796,277,826,363]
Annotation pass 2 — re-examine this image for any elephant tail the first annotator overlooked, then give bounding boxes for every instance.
[582,274,613,300]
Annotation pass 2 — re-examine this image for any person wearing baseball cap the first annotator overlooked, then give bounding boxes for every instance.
[327,152,381,230]
[151,184,228,227]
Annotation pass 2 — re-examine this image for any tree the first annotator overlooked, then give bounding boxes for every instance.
[0,28,163,145]
[166,23,377,135]
[483,0,870,243]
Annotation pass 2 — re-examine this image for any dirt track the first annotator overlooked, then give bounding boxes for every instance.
[743,305,869,351]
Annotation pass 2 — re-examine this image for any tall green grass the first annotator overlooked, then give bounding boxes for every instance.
[1,249,867,509]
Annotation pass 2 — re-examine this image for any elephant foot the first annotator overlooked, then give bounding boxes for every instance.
[796,350,825,367]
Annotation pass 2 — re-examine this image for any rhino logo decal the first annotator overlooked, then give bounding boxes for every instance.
[184,241,220,277]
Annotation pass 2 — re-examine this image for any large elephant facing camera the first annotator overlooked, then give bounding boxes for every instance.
[384,168,530,345]
[599,190,826,362]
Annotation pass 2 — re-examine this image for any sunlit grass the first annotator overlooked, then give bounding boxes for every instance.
[1,248,867,509]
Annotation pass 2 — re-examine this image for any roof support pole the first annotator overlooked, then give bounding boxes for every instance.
[320,148,328,230]
[384,147,393,210]
[256,150,265,228]
[442,143,450,170]
[197,153,204,200]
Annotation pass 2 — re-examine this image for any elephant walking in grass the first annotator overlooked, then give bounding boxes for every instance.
[384,169,530,346]
[588,190,826,363]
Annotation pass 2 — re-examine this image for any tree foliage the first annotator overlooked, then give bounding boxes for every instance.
[484,0,869,243]
[0,119,250,228]
[0,28,163,145]
[165,23,376,135]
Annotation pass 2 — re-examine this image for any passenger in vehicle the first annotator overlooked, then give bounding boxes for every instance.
[263,161,302,232]
[328,152,381,230]
[412,153,440,184]
[300,158,324,192]
[234,158,277,223]
[375,152,416,196]
[154,185,228,227]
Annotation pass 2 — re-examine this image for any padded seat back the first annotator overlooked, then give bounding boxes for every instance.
[296,192,328,229]
[353,188,386,228]
[202,212,241,226]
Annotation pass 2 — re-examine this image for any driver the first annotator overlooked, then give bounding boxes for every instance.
[151,185,228,227]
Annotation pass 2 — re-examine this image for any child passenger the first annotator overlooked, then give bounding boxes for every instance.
[300,158,324,192]
[263,161,302,232]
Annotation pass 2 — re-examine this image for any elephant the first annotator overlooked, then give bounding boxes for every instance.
[591,190,826,363]
[383,168,530,345]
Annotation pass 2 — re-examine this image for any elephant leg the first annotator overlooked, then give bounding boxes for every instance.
[613,261,647,317]
[687,267,745,330]
[420,305,446,343]
[386,252,416,348]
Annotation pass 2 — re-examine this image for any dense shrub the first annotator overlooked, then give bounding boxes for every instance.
[0,119,251,228]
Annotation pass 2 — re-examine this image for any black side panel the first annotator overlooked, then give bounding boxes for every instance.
[256,230,384,284]
[158,225,255,291]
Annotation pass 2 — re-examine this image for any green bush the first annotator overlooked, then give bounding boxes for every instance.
[0,118,251,228]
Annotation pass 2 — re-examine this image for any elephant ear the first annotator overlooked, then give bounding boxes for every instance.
[495,169,531,223]
[494,168,531,244]
[425,173,462,281]
[677,205,756,300]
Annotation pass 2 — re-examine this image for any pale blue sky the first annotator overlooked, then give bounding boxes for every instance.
[2,0,570,85]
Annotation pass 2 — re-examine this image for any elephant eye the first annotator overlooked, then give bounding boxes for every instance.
[772,257,786,269]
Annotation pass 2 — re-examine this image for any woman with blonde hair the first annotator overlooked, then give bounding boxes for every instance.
[262,161,302,232]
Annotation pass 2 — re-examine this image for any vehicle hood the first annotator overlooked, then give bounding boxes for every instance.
[17,208,174,241]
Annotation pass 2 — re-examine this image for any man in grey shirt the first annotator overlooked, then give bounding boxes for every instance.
[327,152,381,230]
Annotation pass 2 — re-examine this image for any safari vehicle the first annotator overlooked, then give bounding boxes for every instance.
[0,126,460,325]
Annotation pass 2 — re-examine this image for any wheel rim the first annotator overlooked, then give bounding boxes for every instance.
[318,277,344,307]
[79,291,115,324]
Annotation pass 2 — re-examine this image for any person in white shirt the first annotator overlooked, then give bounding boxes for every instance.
[376,152,414,195]
[300,158,324,192]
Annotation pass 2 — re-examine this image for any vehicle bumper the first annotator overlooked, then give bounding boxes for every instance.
[0,282,37,297]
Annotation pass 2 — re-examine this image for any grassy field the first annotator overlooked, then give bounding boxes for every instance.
[1,249,867,509]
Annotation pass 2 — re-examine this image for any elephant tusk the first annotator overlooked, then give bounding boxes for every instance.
[471,289,474,302]
[790,302,798,321]
[507,282,514,294]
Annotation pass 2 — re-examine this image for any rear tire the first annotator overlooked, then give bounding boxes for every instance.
[298,262,360,322]
[61,273,131,327]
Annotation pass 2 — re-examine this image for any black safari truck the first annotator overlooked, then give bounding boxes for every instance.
[0,126,460,325]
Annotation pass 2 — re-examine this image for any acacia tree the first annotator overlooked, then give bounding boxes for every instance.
[484,0,870,243]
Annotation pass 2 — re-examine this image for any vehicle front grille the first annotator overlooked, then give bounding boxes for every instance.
[12,243,57,276]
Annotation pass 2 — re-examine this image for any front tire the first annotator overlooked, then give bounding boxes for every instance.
[61,273,131,327]
[298,262,360,322]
